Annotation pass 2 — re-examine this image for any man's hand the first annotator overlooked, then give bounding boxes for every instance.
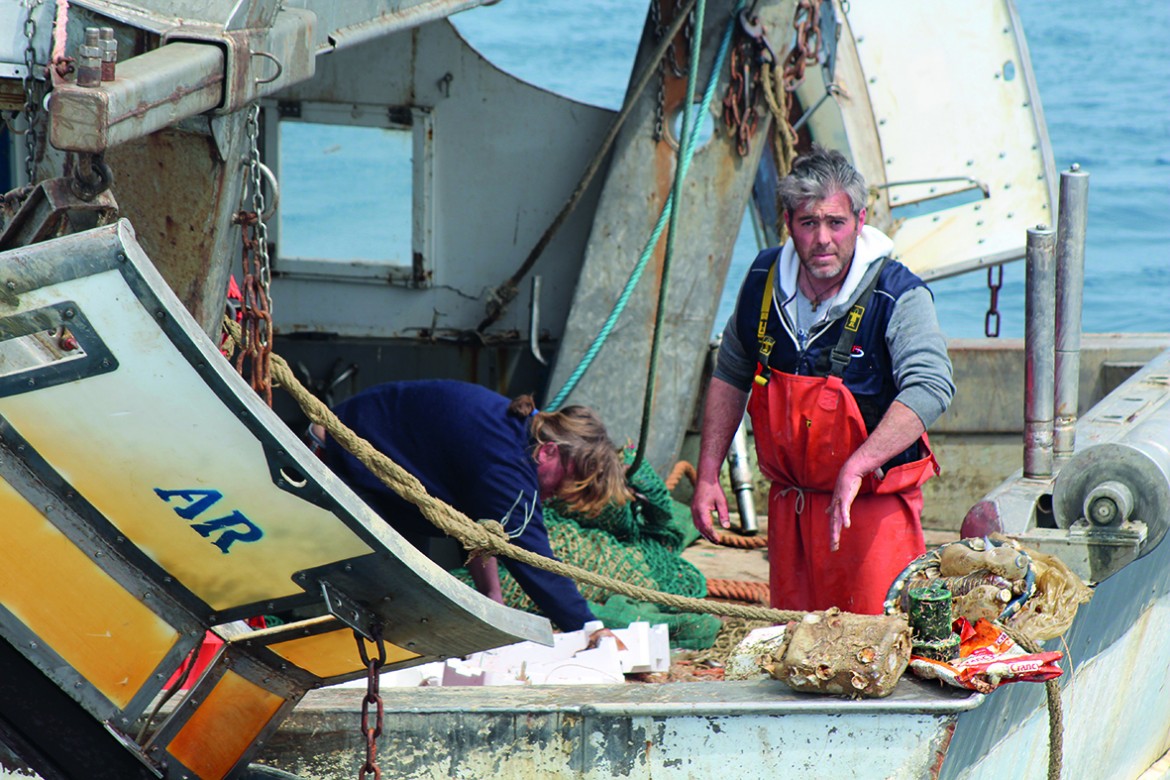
[586,627,628,651]
[827,463,864,551]
[691,477,730,543]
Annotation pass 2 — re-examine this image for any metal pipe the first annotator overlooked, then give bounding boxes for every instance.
[727,417,758,535]
[1053,164,1090,460]
[1023,224,1057,479]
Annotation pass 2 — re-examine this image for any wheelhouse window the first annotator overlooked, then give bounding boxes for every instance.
[267,101,433,287]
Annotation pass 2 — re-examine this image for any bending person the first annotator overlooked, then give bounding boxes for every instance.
[313,379,632,632]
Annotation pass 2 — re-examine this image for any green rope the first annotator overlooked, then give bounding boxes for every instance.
[547,0,745,412]
[630,0,709,474]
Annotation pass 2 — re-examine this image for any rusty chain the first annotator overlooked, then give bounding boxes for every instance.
[753,0,826,234]
[21,0,46,188]
[783,0,822,91]
[722,10,774,157]
[232,103,275,405]
[985,265,1003,338]
[355,627,387,780]
[650,0,695,141]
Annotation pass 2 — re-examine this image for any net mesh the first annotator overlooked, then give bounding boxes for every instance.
[451,456,721,649]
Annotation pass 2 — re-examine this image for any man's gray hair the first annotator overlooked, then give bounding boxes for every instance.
[776,144,868,215]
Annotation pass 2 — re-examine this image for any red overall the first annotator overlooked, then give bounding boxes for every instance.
[748,369,938,614]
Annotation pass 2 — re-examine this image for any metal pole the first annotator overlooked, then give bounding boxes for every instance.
[1024,224,1057,479]
[727,418,758,535]
[1054,164,1090,461]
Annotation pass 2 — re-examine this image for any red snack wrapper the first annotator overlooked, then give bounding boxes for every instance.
[909,618,1063,692]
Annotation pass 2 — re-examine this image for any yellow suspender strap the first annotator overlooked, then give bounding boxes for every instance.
[753,261,777,385]
[756,261,776,340]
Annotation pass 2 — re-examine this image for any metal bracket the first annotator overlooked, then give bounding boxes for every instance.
[319,580,380,642]
[0,177,119,251]
[162,7,316,115]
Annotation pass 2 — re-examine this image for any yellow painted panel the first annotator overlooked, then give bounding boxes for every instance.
[0,480,180,709]
[0,272,374,611]
[167,670,285,780]
[268,627,419,679]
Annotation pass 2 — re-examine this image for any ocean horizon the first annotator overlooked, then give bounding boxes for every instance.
[452,0,1170,339]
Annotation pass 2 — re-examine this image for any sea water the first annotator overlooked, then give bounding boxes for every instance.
[452,0,1170,339]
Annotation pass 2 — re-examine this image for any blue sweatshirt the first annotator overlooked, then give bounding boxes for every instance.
[325,379,596,631]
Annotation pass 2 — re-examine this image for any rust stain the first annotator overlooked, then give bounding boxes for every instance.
[109,72,225,125]
[105,125,234,332]
[929,720,957,779]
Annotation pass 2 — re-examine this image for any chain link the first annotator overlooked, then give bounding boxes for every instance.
[232,103,276,405]
[22,0,46,188]
[245,103,273,318]
[355,628,387,780]
[985,265,1003,338]
[722,12,774,157]
[782,0,822,91]
[650,0,696,142]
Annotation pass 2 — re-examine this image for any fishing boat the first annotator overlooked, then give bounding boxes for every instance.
[0,0,1167,778]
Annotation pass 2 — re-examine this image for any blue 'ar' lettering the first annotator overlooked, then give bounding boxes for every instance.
[154,488,264,553]
[154,488,223,519]
[190,510,264,554]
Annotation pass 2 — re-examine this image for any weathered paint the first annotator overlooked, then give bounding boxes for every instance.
[0,478,179,711]
[258,681,976,779]
[49,43,226,153]
[166,670,286,780]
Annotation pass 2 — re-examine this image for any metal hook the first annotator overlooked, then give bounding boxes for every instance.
[1,111,30,136]
[257,161,280,220]
[251,50,283,85]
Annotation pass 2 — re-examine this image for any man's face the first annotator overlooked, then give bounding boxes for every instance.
[784,191,866,283]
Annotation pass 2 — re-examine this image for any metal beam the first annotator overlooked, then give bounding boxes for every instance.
[50,42,225,153]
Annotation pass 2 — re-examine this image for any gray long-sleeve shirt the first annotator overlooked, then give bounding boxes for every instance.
[713,229,955,429]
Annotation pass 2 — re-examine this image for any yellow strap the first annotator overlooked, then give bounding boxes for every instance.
[756,260,777,340]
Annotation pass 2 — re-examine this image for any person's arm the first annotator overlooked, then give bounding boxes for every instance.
[691,377,750,542]
[467,555,503,603]
[828,287,954,549]
[470,443,597,631]
[828,400,925,550]
[502,511,597,631]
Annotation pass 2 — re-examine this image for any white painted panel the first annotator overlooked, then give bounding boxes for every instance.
[845,0,1056,279]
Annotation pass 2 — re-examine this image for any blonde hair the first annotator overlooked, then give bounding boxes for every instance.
[510,395,632,517]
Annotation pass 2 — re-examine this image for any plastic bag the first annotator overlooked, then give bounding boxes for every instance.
[909,617,1063,693]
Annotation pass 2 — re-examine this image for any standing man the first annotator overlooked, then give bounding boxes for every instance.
[314,379,632,632]
[692,146,954,614]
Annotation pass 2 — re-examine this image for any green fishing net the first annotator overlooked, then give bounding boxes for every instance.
[451,457,721,649]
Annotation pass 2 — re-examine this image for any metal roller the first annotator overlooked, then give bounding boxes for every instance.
[1052,401,1170,556]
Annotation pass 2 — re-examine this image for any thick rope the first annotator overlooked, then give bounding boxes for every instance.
[714,532,768,549]
[706,578,770,604]
[224,318,794,624]
[1003,624,1064,780]
[548,0,746,411]
[664,460,696,491]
